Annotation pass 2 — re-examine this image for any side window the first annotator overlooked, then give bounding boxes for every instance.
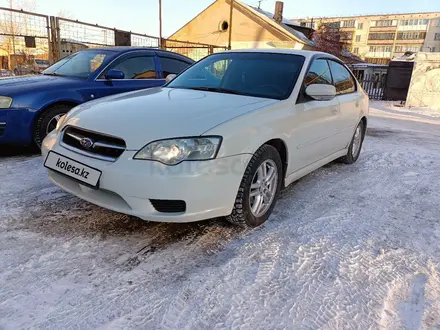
[304,59,332,86]
[328,61,356,94]
[159,56,191,76]
[100,55,157,79]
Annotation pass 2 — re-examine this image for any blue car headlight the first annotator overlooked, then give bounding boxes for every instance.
[0,96,12,108]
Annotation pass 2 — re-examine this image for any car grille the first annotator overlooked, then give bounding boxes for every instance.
[0,122,5,137]
[61,126,126,162]
[150,199,186,213]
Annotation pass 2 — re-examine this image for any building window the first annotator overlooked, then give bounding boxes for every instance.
[399,18,430,26]
[368,33,395,40]
[353,47,359,54]
[327,21,341,29]
[394,45,421,52]
[435,33,440,40]
[300,22,315,29]
[341,32,353,40]
[358,22,363,29]
[355,35,361,42]
[219,21,229,32]
[369,46,392,52]
[397,32,426,40]
[374,19,394,27]
[342,20,356,28]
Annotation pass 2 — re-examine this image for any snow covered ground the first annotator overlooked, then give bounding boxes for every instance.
[1,101,440,329]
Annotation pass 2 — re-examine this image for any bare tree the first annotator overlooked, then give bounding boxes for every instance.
[313,23,348,56]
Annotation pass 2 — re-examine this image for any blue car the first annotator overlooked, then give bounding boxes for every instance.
[0,47,194,146]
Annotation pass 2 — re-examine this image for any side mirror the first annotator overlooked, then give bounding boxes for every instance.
[305,84,336,101]
[105,69,125,80]
[166,74,177,83]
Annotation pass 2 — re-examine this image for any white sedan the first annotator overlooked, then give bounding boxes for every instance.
[42,49,368,228]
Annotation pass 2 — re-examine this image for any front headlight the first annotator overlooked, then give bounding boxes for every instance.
[134,136,222,165]
[0,96,12,108]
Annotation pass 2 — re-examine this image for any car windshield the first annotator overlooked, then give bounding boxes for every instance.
[167,52,305,100]
[42,50,109,79]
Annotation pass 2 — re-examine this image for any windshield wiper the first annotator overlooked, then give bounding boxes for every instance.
[43,72,64,77]
[185,86,243,95]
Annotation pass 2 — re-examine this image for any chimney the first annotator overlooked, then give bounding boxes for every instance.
[274,1,284,24]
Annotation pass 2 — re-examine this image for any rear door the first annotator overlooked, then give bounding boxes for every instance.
[156,54,193,79]
[94,52,165,98]
[290,58,341,171]
[328,60,362,148]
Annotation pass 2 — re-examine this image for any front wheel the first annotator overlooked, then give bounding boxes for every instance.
[33,104,72,147]
[226,144,283,228]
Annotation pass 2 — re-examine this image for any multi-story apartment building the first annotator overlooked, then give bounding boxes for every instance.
[296,12,440,64]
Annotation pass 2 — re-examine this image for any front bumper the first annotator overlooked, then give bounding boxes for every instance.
[42,132,252,223]
[0,108,36,145]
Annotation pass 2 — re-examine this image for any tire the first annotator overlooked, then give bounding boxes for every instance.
[33,104,72,147]
[226,144,283,228]
[340,120,365,164]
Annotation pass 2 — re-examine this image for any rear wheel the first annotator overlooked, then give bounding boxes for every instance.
[33,104,72,147]
[340,120,365,164]
[226,144,283,228]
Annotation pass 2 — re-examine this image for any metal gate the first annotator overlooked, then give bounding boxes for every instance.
[0,7,50,73]
[354,73,387,100]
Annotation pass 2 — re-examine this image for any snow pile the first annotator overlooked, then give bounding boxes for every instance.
[371,100,440,119]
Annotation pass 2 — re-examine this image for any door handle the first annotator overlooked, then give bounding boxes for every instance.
[355,100,360,107]
[331,108,338,115]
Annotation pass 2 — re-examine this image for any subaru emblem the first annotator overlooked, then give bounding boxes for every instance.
[80,137,94,149]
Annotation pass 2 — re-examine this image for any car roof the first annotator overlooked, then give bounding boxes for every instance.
[217,48,340,61]
[82,47,194,61]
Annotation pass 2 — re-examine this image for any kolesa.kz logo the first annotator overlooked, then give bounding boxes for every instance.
[56,158,90,179]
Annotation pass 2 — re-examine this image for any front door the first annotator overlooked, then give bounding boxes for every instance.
[288,58,341,173]
[94,53,166,99]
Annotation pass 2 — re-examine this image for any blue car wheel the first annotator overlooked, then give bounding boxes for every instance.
[33,104,72,146]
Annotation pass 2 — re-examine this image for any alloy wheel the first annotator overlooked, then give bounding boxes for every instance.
[249,159,278,217]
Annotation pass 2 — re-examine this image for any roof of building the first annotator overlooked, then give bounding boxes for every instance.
[293,11,440,21]
[241,2,314,46]
[169,0,314,47]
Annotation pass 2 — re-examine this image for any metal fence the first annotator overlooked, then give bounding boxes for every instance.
[353,73,387,100]
[0,6,226,74]
[0,7,50,73]
[163,39,227,61]
[54,17,160,58]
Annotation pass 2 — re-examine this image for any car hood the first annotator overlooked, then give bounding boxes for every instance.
[63,87,278,150]
[0,75,81,95]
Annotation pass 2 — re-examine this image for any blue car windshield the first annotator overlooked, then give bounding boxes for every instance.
[167,52,305,100]
[42,50,110,79]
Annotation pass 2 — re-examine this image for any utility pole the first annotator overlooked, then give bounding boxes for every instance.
[159,0,163,49]
[228,0,233,50]
[9,0,16,69]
